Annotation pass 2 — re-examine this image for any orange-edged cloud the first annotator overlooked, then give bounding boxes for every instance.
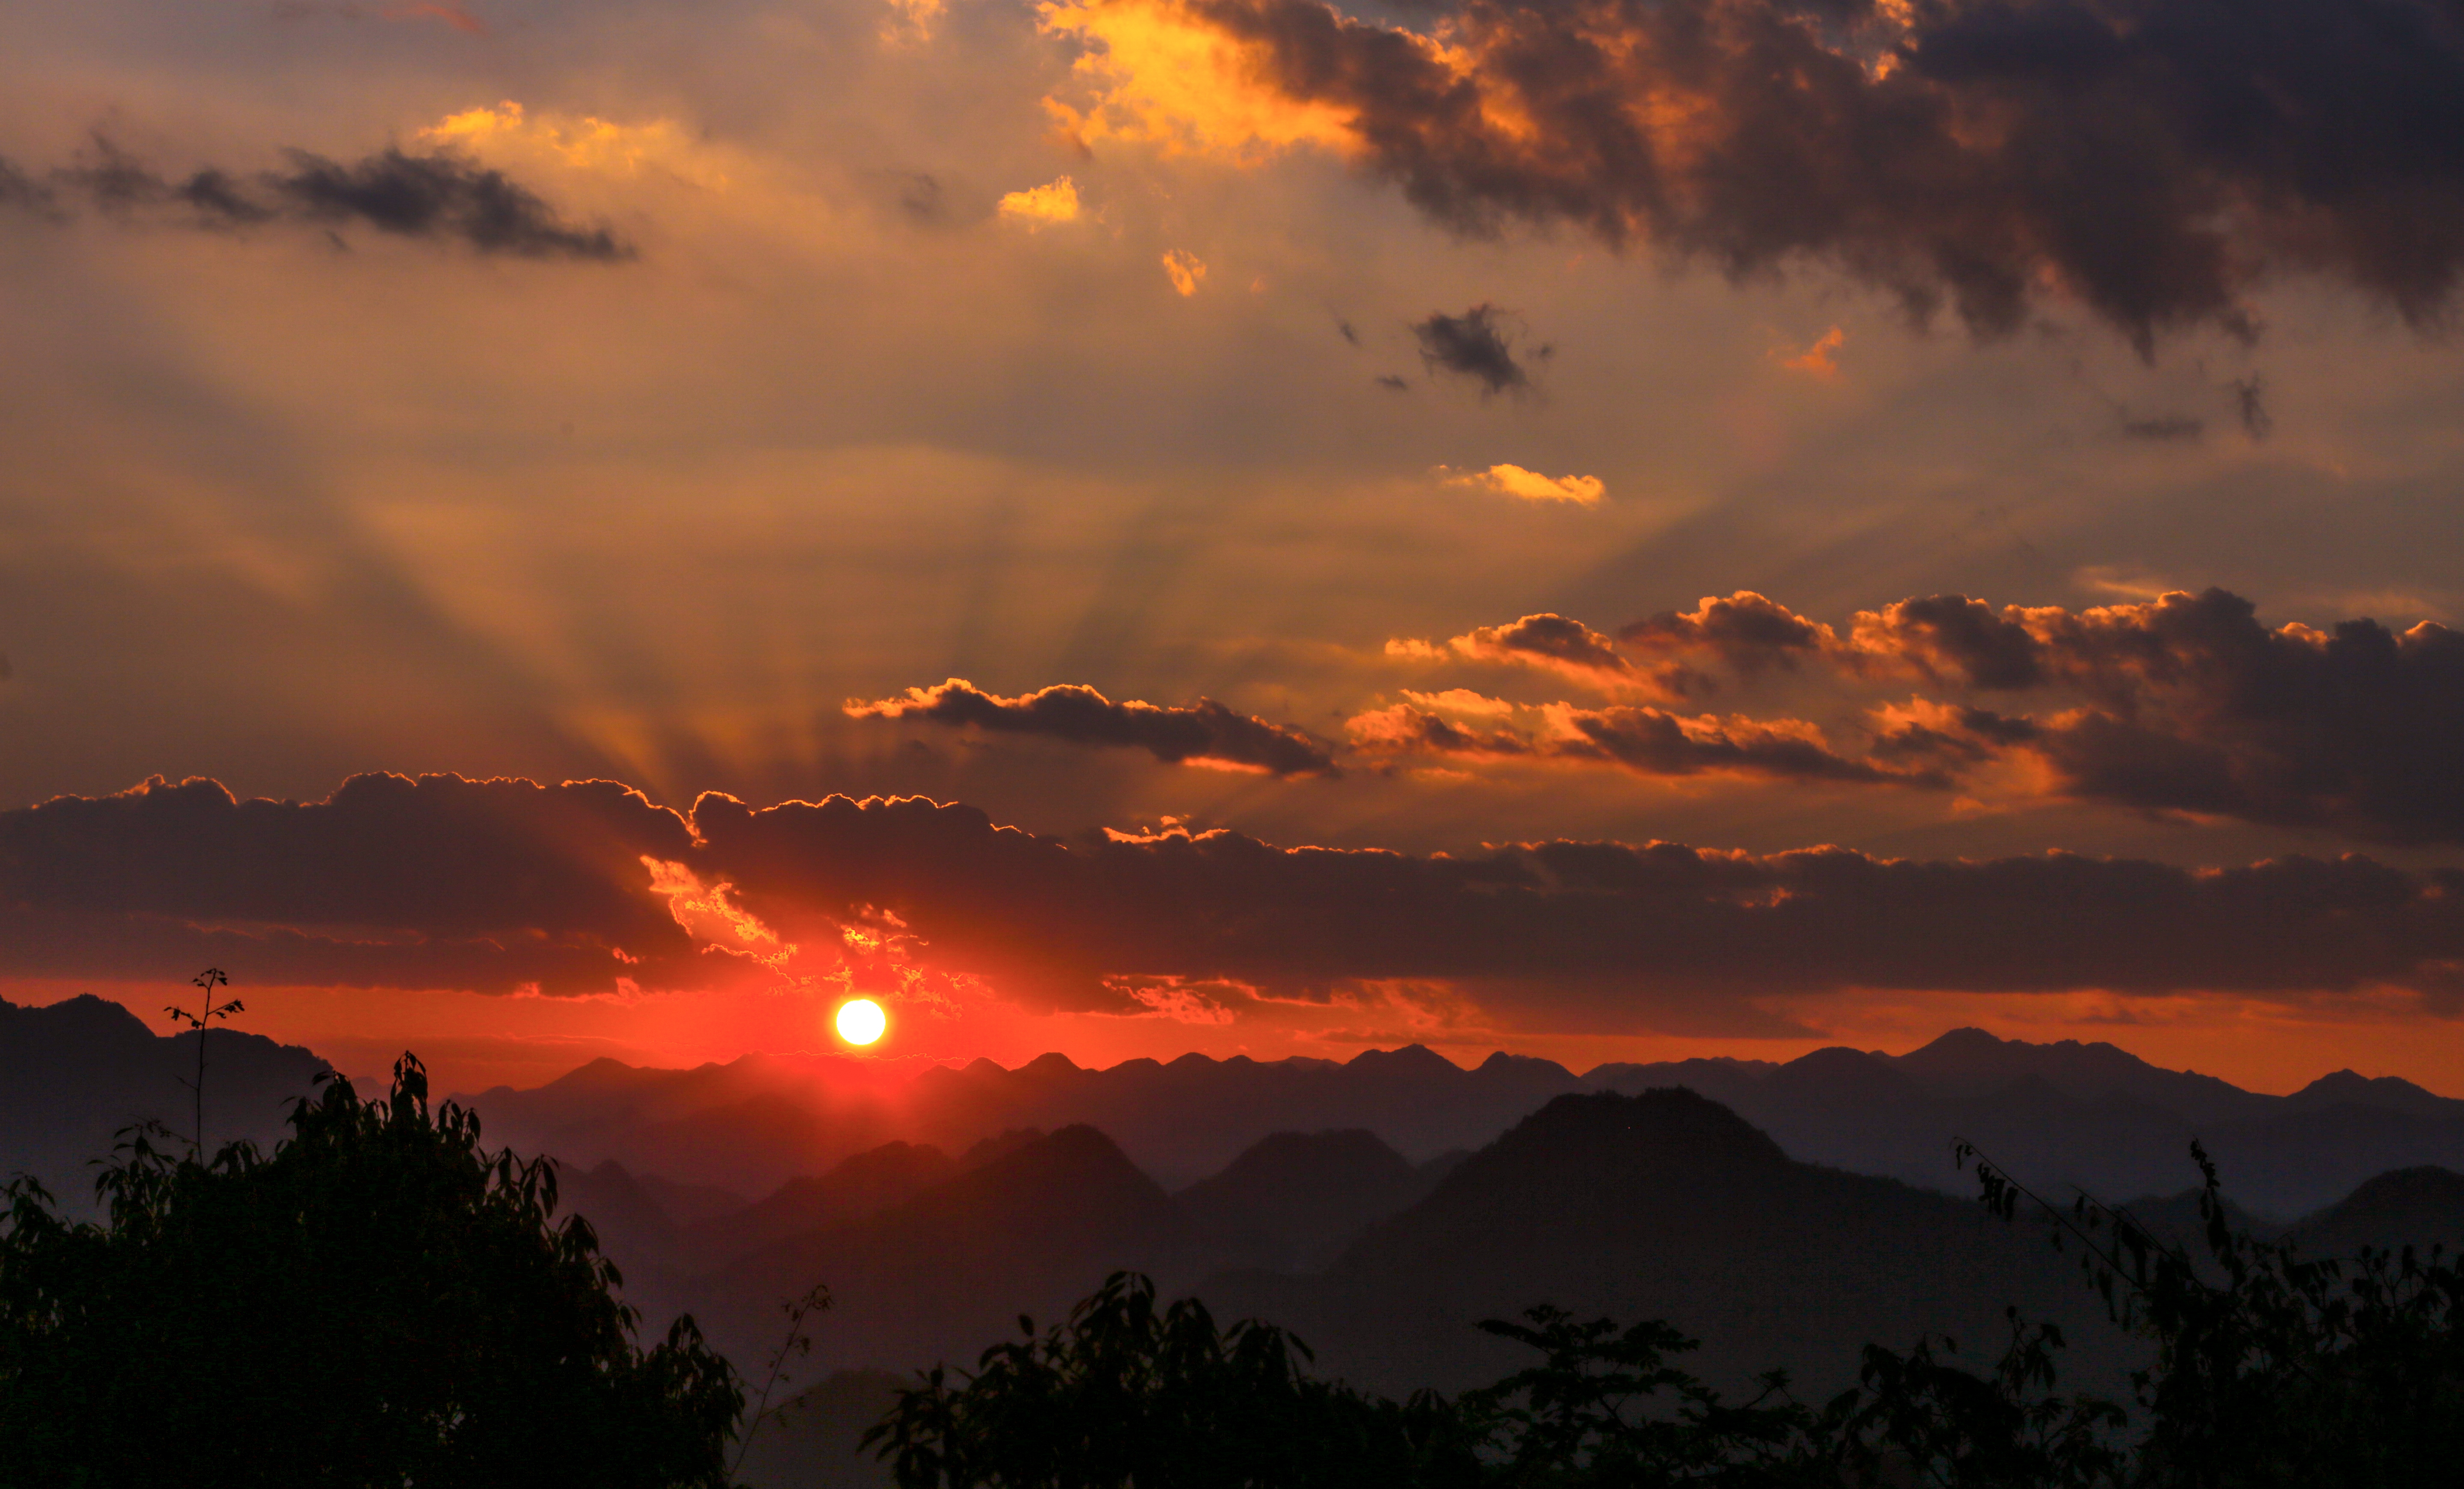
[12,776,2464,1035]
[846,678,1339,776]
[1388,612,1661,695]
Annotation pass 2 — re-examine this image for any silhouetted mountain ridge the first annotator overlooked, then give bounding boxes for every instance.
[0,995,332,1212]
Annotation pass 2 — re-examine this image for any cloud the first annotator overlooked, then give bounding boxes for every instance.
[1424,587,2464,839]
[0,137,631,259]
[270,148,631,258]
[672,795,2464,1020]
[0,774,707,994]
[1347,702,1537,759]
[1620,591,1841,676]
[1545,705,1940,785]
[1161,247,1208,295]
[1412,304,1539,394]
[1438,463,1605,505]
[1046,0,2464,348]
[1390,612,1654,692]
[1353,698,1939,785]
[998,175,1083,227]
[1688,587,2464,841]
[1776,326,1844,379]
[14,775,2460,1029]
[844,678,1339,776]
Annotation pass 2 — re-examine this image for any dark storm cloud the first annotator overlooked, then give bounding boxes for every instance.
[845,679,1342,777]
[1174,0,2464,347]
[0,138,630,259]
[1412,304,1538,393]
[8,777,2463,1023]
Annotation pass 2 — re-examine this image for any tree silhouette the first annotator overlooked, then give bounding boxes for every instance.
[866,1270,1484,1488]
[0,1053,743,1489]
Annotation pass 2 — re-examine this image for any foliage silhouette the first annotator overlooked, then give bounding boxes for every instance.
[865,1270,1487,1488]
[0,1053,743,1489]
[1959,1138,2464,1488]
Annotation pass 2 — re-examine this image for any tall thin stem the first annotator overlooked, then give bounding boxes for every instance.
[166,968,237,1160]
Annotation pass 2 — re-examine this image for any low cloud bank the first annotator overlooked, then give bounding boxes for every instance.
[3,775,2459,1032]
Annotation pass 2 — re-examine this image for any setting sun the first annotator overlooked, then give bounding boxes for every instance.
[835,997,887,1047]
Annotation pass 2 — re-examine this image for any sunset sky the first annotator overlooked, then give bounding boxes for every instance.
[6,0,2464,1094]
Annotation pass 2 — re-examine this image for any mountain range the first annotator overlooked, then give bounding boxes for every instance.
[462,1024,2464,1217]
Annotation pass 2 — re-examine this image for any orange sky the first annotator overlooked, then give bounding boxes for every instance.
[5,0,2464,1099]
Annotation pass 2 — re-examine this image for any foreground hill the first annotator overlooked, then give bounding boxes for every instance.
[1173,1129,1445,1272]
[690,1124,1201,1372]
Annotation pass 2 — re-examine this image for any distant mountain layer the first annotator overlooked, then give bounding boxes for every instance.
[461,1026,2464,1217]
[0,996,332,1210]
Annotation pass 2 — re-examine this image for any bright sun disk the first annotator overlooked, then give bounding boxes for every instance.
[835,997,887,1046]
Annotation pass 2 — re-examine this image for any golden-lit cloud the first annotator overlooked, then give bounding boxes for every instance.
[847,678,1337,775]
[418,101,733,188]
[1161,247,1207,295]
[1389,614,1664,696]
[997,175,1083,227]
[1438,463,1605,505]
[1037,0,1359,159]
